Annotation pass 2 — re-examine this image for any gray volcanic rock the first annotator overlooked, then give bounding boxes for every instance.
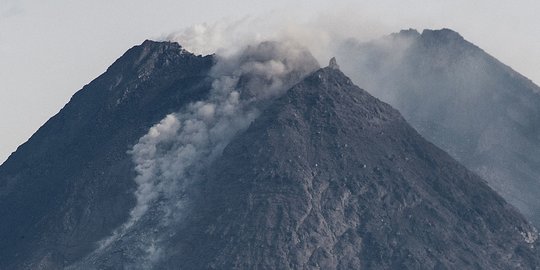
[156,65,539,269]
[338,28,540,226]
[0,40,214,269]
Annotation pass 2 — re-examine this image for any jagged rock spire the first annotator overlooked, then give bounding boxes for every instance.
[328,57,339,70]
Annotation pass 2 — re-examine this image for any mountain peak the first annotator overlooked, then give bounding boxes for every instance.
[0,37,215,269]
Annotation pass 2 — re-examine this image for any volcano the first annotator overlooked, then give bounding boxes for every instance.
[0,36,539,269]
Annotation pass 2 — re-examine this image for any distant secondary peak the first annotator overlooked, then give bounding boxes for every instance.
[328,57,340,70]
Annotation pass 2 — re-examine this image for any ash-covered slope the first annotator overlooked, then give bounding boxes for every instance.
[0,40,214,269]
[338,29,540,226]
[151,65,538,269]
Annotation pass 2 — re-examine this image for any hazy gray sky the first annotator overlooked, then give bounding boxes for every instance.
[1,0,539,163]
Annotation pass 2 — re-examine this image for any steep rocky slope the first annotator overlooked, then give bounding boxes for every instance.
[0,40,214,269]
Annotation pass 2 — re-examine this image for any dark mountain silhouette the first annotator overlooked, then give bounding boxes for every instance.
[0,37,539,269]
[0,40,214,269]
[338,28,540,226]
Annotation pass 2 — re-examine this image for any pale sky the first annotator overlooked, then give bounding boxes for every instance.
[1,0,539,163]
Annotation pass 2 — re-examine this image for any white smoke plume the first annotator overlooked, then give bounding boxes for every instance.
[165,14,393,65]
[77,34,319,268]
[128,39,318,227]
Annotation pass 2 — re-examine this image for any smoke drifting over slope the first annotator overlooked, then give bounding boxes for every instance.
[129,40,318,230]
[77,40,319,268]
